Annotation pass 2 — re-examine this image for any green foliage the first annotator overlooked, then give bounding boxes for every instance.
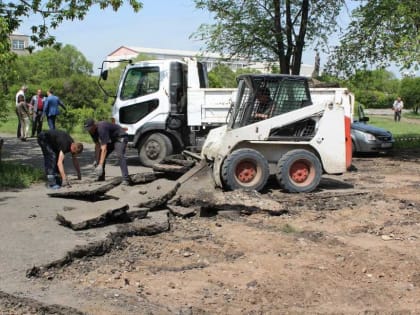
[400,77,420,112]
[208,65,263,88]
[1,0,142,127]
[348,69,399,93]
[0,44,110,132]
[1,1,142,50]
[208,64,236,88]
[192,0,345,75]
[13,45,93,86]
[0,17,17,122]
[0,161,44,189]
[345,70,400,109]
[325,0,419,77]
[355,90,395,109]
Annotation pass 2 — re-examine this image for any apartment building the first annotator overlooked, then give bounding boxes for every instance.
[9,33,30,55]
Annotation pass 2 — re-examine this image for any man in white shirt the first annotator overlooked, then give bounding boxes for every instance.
[392,96,404,122]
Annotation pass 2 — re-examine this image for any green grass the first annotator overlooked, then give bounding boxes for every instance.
[0,114,93,143]
[368,114,420,150]
[0,161,44,189]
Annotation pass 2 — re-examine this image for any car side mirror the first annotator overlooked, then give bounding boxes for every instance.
[100,70,108,81]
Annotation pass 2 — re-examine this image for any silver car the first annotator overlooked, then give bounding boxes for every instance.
[351,106,394,154]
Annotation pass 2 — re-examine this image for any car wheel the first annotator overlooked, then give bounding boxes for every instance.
[276,149,322,193]
[221,149,269,192]
[138,133,173,167]
[352,139,357,155]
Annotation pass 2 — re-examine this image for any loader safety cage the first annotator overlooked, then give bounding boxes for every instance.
[229,74,313,129]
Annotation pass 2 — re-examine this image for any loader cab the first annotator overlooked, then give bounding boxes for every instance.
[229,74,313,129]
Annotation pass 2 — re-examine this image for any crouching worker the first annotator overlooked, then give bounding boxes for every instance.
[37,130,83,189]
[84,118,130,185]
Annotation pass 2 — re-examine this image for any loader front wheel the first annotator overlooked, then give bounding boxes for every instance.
[276,149,322,193]
[221,149,269,192]
[138,133,173,167]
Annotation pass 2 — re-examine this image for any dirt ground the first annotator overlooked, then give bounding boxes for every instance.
[1,135,420,314]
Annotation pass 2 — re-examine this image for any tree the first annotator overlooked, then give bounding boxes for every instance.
[0,1,142,49]
[400,77,420,113]
[337,69,399,109]
[0,1,142,123]
[0,17,17,121]
[325,0,419,77]
[208,64,236,87]
[13,45,93,86]
[192,0,345,75]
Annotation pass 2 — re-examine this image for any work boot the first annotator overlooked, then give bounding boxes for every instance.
[46,175,60,189]
[96,175,105,181]
[121,179,131,186]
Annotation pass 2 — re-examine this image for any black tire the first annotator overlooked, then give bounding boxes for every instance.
[276,149,322,193]
[221,149,269,192]
[352,139,357,155]
[138,133,173,167]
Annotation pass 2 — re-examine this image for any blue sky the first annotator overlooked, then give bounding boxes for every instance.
[19,0,217,74]
[17,0,411,78]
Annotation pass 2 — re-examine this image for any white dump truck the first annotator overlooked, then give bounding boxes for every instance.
[101,59,352,193]
[100,58,236,167]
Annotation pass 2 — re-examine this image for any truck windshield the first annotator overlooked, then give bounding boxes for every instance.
[120,66,160,100]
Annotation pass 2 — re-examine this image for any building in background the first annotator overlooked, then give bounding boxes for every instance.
[106,46,314,77]
[9,33,30,55]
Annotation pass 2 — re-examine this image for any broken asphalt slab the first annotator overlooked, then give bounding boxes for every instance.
[0,181,168,295]
[46,172,160,201]
[28,210,170,277]
[56,200,130,230]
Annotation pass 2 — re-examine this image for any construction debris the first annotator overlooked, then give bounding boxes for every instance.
[56,200,130,230]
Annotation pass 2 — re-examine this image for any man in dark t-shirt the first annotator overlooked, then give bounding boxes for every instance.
[84,118,130,185]
[37,130,83,189]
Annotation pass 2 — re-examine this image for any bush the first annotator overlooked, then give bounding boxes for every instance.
[0,161,44,189]
[354,90,395,108]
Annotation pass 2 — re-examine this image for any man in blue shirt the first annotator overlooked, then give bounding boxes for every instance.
[43,89,66,130]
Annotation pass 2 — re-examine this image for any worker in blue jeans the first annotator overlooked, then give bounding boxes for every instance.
[84,118,130,185]
[37,130,83,189]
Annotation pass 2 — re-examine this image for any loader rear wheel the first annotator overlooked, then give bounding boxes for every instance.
[138,133,173,167]
[221,149,269,192]
[276,149,322,193]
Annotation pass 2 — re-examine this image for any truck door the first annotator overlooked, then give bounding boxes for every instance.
[117,66,161,126]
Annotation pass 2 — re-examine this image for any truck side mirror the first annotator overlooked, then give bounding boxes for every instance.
[100,70,108,81]
[360,116,369,122]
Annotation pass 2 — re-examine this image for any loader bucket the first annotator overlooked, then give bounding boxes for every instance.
[176,159,211,184]
[175,159,216,195]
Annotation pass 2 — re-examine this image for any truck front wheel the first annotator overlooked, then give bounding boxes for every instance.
[276,149,322,193]
[221,149,269,192]
[138,133,173,167]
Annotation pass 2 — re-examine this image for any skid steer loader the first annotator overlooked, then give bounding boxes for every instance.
[197,74,352,193]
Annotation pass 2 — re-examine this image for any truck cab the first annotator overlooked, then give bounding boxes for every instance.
[106,59,198,166]
[102,58,236,167]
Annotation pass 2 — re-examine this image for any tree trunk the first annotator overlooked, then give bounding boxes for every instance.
[291,0,309,75]
[274,0,290,74]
